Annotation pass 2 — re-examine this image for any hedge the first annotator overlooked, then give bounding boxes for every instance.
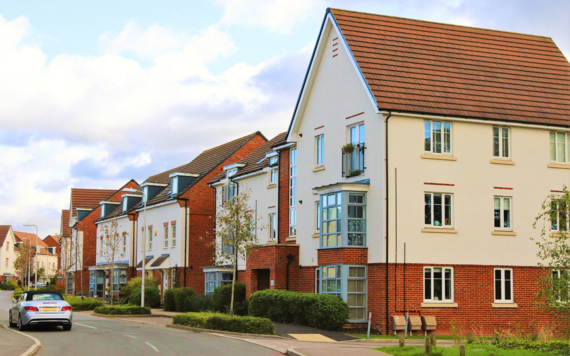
[163,289,177,311]
[65,297,105,311]
[94,305,151,315]
[0,281,18,290]
[13,288,23,299]
[129,286,161,308]
[496,339,570,355]
[173,312,274,335]
[248,289,349,331]
[174,287,195,312]
[184,293,216,312]
[213,282,247,315]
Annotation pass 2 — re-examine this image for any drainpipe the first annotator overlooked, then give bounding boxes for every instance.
[277,152,281,244]
[286,253,294,291]
[384,110,392,335]
[131,216,136,279]
[179,198,189,288]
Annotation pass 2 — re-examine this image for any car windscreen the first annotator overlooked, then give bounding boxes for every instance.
[31,293,63,301]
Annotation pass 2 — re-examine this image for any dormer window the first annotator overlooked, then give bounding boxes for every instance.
[143,186,148,203]
[141,182,169,203]
[123,198,128,212]
[100,201,120,218]
[227,168,238,178]
[168,172,199,198]
[268,156,278,166]
[172,176,179,194]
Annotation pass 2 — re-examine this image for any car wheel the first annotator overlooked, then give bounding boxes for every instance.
[62,323,72,331]
[8,312,15,327]
[17,314,26,331]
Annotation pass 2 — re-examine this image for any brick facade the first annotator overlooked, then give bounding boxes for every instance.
[244,244,300,297]
[317,247,368,265]
[278,149,291,244]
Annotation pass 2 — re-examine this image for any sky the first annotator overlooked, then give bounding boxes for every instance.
[0,0,568,237]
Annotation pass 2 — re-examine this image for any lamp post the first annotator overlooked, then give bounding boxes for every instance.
[22,237,31,291]
[23,224,38,290]
[123,188,146,307]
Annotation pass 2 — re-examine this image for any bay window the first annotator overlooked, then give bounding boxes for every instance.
[321,265,367,322]
[320,191,367,247]
[494,268,513,303]
[424,193,453,228]
[205,271,233,295]
[494,197,512,230]
[424,267,453,302]
[493,127,510,158]
[424,121,452,154]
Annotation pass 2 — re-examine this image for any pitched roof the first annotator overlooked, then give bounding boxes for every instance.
[210,133,287,184]
[142,132,267,207]
[97,189,143,222]
[44,235,61,246]
[61,210,71,237]
[70,188,117,218]
[13,231,48,247]
[0,225,11,246]
[328,8,570,127]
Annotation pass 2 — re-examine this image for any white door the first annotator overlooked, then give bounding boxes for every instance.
[163,270,168,291]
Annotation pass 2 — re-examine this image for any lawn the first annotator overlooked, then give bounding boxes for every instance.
[351,334,493,341]
[375,344,551,356]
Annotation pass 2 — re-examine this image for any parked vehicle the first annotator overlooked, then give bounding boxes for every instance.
[9,290,72,331]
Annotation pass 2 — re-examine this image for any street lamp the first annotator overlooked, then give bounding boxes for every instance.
[123,188,146,307]
[23,224,38,290]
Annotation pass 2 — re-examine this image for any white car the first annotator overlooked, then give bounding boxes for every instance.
[9,291,73,331]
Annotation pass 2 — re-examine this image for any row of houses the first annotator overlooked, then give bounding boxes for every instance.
[60,8,570,335]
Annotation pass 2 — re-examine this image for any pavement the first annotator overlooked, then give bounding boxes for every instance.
[0,321,40,356]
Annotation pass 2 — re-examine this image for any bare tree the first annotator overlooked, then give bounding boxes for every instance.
[98,219,127,306]
[14,240,35,289]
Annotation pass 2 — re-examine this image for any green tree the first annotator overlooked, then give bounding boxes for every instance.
[533,185,570,338]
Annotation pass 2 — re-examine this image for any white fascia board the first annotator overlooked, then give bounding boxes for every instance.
[265,151,278,158]
[168,172,200,178]
[286,12,378,143]
[121,193,142,198]
[210,181,225,188]
[313,183,370,195]
[223,162,246,171]
[141,182,168,187]
[75,208,93,211]
[273,142,297,150]
[233,170,266,182]
[99,201,121,205]
[134,199,178,212]
[97,214,129,225]
[201,266,234,273]
[382,111,570,131]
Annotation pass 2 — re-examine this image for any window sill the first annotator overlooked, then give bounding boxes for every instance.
[312,165,326,172]
[421,228,458,234]
[312,233,320,238]
[550,233,565,237]
[492,231,517,236]
[286,237,297,242]
[421,154,457,161]
[421,303,458,308]
[266,240,277,245]
[548,163,570,169]
[490,159,515,165]
[266,184,277,189]
[492,303,517,308]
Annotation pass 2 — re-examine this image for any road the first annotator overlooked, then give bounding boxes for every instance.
[0,291,279,356]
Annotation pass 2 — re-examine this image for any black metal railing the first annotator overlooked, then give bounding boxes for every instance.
[342,143,366,178]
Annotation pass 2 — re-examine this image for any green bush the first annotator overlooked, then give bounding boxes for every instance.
[184,293,216,312]
[94,305,151,315]
[248,290,349,331]
[0,281,18,290]
[173,312,274,335]
[174,287,195,312]
[13,288,23,299]
[496,338,570,355]
[129,286,161,308]
[127,277,159,289]
[163,289,177,311]
[64,297,105,311]
[119,286,132,298]
[213,282,247,314]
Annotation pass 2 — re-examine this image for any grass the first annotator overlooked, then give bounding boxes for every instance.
[375,344,551,356]
[351,334,493,341]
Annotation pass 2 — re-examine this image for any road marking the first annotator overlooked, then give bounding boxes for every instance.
[126,335,137,339]
[1,323,41,356]
[145,342,160,353]
[76,323,97,329]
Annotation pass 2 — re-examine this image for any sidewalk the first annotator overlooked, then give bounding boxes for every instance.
[0,323,40,356]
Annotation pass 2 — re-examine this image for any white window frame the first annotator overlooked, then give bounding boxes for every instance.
[123,198,128,212]
[148,228,153,250]
[171,224,176,248]
[315,201,321,232]
[494,196,513,231]
[270,168,278,184]
[424,120,452,155]
[494,268,513,303]
[493,127,511,159]
[142,186,148,203]
[269,213,277,241]
[315,268,320,293]
[550,132,570,164]
[289,148,297,237]
[171,176,179,195]
[315,134,325,167]
[551,198,569,232]
[424,193,453,228]
[227,168,238,178]
[164,225,169,248]
[424,266,454,303]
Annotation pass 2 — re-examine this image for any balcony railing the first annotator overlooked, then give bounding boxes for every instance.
[342,143,366,178]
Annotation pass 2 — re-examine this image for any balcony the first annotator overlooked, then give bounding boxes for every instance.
[342,143,366,178]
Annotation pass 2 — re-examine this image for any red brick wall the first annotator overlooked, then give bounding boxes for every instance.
[318,248,368,265]
[298,266,318,293]
[278,149,290,244]
[244,244,300,297]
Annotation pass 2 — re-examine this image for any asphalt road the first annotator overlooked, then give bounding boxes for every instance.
[0,291,279,356]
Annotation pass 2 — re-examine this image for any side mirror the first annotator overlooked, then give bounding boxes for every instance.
[12,299,16,304]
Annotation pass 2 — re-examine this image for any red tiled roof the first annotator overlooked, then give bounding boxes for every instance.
[44,235,61,246]
[61,210,71,237]
[70,188,117,218]
[0,225,11,247]
[330,8,570,126]
[13,231,48,247]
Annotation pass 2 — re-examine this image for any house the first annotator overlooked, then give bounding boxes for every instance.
[133,132,267,295]
[0,226,20,283]
[65,181,139,295]
[59,210,71,282]
[208,133,288,294]
[43,234,61,273]
[13,231,58,283]
[216,8,569,335]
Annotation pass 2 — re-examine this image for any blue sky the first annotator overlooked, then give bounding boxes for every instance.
[0,0,568,236]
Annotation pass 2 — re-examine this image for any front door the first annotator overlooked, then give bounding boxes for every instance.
[257,269,270,291]
[162,270,168,292]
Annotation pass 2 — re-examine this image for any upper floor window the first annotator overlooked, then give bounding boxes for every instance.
[123,198,128,212]
[221,184,238,204]
[171,224,177,247]
[269,213,277,241]
[494,268,513,303]
[316,135,325,166]
[99,237,103,256]
[5,258,8,267]
[6,242,8,251]
[424,193,453,228]
[493,127,510,159]
[142,186,148,203]
[322,192,342,247]
[270,168,278,184]
[348,193,366,246]
[424,121,451,154]
[171,176,179,194]
[164,225,169,248]
[494,197,512,230]
[424,267,453,302]
[268,156,278,166]
[320,191,367,248]
[227,168,238,178]
[148,228,153,250]
[315,201,321,232]
[343,124,365,177]
[550,132,569,163]
[551,199,568,232]
[122,235,126,253]
[290,148,297,237]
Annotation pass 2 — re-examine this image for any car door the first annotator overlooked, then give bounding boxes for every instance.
[12,293,25,319]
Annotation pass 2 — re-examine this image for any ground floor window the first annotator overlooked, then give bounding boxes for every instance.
[320,265,367,322]
[66,273,74,295]
[89,270,105,298]
[112,269,128,296]
[204,271,233,295]
[494,268,513,303]
[424,267,453,302]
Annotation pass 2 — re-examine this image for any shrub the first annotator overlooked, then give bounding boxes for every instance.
[13,288,23,299]
[0,281,18,290]
[163,289,177,311]
[213,282,246,314]
[173,312,274,335]
[184,293,216,312]
[64,297,105,311]
[248,290,349,331]
[129,286,161,308]
[119,286,132,298]
[127,277,159,290]
[174,287,195,312]
[95,305,151,315]
[496,338,570,355]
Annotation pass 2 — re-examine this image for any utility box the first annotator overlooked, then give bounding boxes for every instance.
[391,315,406,331]
[422,316,437,331]
[409,316,422,331]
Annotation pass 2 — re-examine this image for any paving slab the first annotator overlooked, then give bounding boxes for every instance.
[274,323,358,342]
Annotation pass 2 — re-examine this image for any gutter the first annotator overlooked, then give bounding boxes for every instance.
[384,110,392,335]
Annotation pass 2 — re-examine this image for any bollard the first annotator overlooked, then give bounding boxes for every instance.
[467,332,474,344]
[399,334,405,348]
[459,345,465,356]
[424,337,431,355]
[431,334,437,347]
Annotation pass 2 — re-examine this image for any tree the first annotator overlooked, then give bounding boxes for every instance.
[14,240,36,289]
[533,185,570,337]
[98,219,127,306]
[212,187,264,315]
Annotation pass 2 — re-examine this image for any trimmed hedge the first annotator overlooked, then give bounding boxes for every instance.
[0,281,18,290]
[213,282,247,315]
[174,287,195,312]
[163,289,177,311]
[248,290,349,331]
[95,305,151,315]
[173,312,274,335]
[129,286,161,308]
[65,297,105,311]
[184,293,216,312]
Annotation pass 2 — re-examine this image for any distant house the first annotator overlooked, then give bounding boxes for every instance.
[43,235,61,276]
[14,231,58,283]
[0,226,19,282]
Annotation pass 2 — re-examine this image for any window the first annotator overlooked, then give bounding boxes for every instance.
[494,197,512,230]
[171,269,176,288]
[227,168,238,178]
[6,242,8,251]
[123,198,128,212]
[143,186,148,203]
[270,168,278,184]
[424,121,452,154]
[550,132,569,163]
[221,183,238,204]
[348,123,365,172]
[315,201,321,232]
[424,193,453,228]
[494,268,513,303]
[316,135,325,166]
[122,235,126,254]
[164,226,169,248]
[348,193,366,246]
[148,228,153,250]
[171,224,176,247]
[321,265,367,322]
[5,258,8,267]
[551,270,570,302]
[171,176,179,195]
[321,192,342,247]
[551,199,568,232]
[269,213,277,241]
[99,237,103,256]
[205,272,217,294]
[493,127,510,158]
[321,265,341,298]
[424,267,453,302]
[315,269,320,293]
[205,271,233,295]
[290,148,297,237]
[268,156,278,166]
